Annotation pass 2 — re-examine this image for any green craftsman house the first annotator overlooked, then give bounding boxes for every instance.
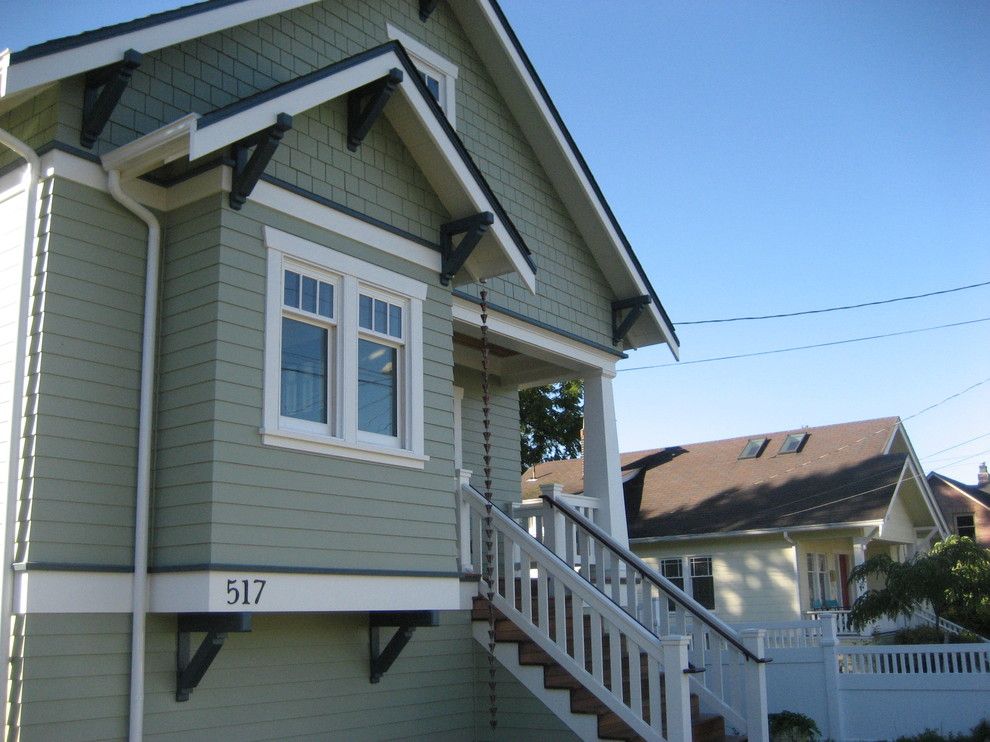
[0,2,771,740]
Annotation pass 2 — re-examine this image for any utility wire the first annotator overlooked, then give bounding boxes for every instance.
[923,432,990,459]
[679,279,990,325]
[620,316,990,371]
[902,376,990,421]
[928,447,990,471]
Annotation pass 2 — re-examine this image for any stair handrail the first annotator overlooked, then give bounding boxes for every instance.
[462,484,679,740]
[540,492,766,664]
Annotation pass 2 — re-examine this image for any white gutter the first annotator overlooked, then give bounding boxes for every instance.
[629,519,885,544]
[0,127,40,736]
[106,170,160,742]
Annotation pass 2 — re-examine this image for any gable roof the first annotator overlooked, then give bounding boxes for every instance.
[101,41,536,289]
[927,472,990,512]
[1,0,679,355]
[523,417,937,538]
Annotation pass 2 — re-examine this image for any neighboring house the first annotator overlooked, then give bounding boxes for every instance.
[928,464,990,547]
[0,2,681,739]
[523,418,948,625]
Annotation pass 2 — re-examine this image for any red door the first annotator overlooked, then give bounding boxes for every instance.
[838,554,851,608]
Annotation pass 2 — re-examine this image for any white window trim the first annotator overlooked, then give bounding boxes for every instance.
[386,23,458,125]
[262,226,427,468]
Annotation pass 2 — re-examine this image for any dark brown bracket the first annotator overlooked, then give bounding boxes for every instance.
[419,0,440,22]
[612,295,652,345]
[440,212,495,285]
[176,613,252,701]
[347,68,404,152]
[229,112,293,210]
[80,49,142,148]
[369,610,439,683]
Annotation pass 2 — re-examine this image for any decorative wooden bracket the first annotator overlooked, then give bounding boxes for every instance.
[419,0,440,21]
[80,49,142,148]
[229,112,293,210]
[612,295,652,345]
[176,613,252,701]
[347,68,404,152]
[369,610,439,683]
[439,212,494,285]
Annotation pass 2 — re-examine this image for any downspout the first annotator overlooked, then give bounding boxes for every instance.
[0,127,41,735]
[107,170,160,742]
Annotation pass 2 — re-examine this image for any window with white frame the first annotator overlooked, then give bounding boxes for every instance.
[386,23,458,125]
[263,226,427,467]
[956,513,976,540]
[806,552,839,610]
[659,555,716,611]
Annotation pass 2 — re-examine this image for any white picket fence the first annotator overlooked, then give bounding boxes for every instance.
[734,616,990,740]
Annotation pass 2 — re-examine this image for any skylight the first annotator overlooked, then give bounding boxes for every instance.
[739,438,767,459]
[779,433,808,454]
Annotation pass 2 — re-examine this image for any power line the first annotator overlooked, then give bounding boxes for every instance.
[679,279,990,326]
[620,316,990,371]
[903,376,990,422]
[923,432,990,459]
[928,447,990,471]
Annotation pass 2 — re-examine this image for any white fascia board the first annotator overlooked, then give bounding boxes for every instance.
[933,475,990,512]
[891,421,950,536]
[0,49,9,98]
[453,1,678,356]
[629,520,884,545]
[2,0,316,98]
[452,295,617,373]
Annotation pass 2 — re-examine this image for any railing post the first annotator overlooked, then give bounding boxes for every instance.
[457,469,474,573]
[741,629,769,742]
[662,636,692,742]
[820,614,845,742]
[539,483,567,559]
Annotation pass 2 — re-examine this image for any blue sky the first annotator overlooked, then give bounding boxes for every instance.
[4,1,988,482]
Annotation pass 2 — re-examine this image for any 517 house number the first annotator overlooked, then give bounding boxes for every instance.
[226,578,267,606]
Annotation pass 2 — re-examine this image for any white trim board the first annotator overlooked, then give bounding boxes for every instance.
[2,0,317,99]
[452,295,618,373]
[12,569,461,613]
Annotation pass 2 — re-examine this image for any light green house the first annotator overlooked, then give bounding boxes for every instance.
[0,1,685,739]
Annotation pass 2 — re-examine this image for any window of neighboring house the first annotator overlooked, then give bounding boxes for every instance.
[386,23,458,125]
[263,227,427,468]
[956,514,976,540]
[806,553,840,610]
[779,432,808,454]
[660,556,716,611]
[690,556,715,610]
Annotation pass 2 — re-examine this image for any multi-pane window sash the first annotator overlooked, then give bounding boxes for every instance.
[357,290,405,445]
[280,267,337,432]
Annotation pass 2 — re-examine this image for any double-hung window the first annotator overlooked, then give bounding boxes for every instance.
[386,24,458,125]
[263,226,427,468]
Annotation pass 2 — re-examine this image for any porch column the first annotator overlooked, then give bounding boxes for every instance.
[852,538,869,599]
[582,369,629,547]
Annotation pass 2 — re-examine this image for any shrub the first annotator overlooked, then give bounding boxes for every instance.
[769,710,820,742]
[894,718,990,741]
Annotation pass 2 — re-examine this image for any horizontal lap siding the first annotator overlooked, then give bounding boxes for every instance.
[456,366,520,506]
[154,196,225,566]
[195,202,457,572]
[144,612,476,741]
[54,0,614,345]
[21,178,143,567]
[8,613,131,741]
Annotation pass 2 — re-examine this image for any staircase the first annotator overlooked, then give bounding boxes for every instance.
[471,595,727,741]
[459,480,769,742]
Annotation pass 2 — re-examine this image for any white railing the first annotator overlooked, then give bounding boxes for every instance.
[807,609,856,636]
[913,607,989,641]
[837,643,990,675]
[735,619,826,649]
[462,484,682,740]
[513,490,600,547]
[518,489,770,740]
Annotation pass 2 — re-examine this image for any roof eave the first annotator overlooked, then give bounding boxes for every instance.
[629,520,884,544]
[453,0,679,356]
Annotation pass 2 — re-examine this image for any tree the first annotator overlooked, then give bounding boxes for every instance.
[847,536,990,640]
[519,380,583,472]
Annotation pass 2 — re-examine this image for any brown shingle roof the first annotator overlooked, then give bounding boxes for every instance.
[927,472,990,512]
[522,417,906,538]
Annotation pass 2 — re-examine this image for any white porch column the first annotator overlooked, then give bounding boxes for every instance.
[852,538,869,599]
[582,370,629,547]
